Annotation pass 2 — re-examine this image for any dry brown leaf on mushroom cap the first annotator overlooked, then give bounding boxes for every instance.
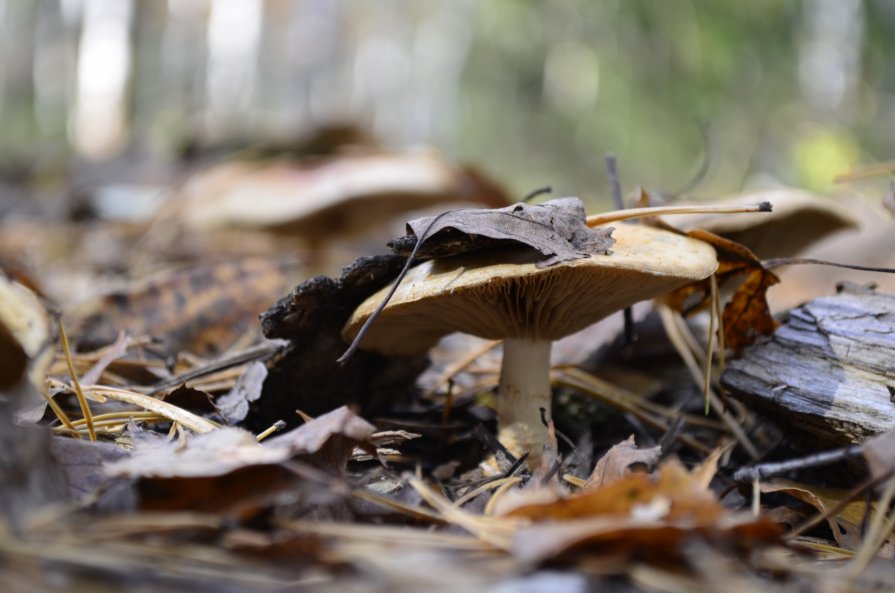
[342,221,718,466]
[388,196,615,266]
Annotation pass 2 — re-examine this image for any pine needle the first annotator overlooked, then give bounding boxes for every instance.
[58,320,95,441]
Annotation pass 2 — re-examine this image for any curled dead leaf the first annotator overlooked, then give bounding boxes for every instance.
[584,435,661,491]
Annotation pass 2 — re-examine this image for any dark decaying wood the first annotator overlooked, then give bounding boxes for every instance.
[721,285,895,445]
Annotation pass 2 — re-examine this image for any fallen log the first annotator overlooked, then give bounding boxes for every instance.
[721,285,895,445]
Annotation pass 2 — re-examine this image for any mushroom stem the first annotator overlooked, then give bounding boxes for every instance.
[497,337,553,467]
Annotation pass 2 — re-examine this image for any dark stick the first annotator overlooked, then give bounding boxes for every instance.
[789,471,891,539]
[732,444,864,483]
[472,423,519,465]
[764,257,895,274]
[606,155,624,210]
[146,341,280,395]
[606,154,635,345]
[336,210,453,364]
[523,186,552,203]
[667,122,713,198]
[539,407,575,450]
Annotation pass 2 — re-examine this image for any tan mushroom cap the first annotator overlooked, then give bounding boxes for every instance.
[177,151,508,241]
[342,223,718,356]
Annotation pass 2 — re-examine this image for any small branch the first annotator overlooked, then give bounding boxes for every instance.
[337,209,458,364]
[605,154,635,346]
[763,257,895,274]
[605,155,624,210]
[523,186,552,203]
[733,444,864,483]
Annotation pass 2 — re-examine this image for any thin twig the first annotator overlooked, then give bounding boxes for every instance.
[586,202,772,227]
[606,155,624,210]
[146,341,280,395]
[337,209,472,364]
[522,186,552,203]
[764,257,895,274]
[788,472,888,539]
[606,154,636,346]
[733,445,864,483]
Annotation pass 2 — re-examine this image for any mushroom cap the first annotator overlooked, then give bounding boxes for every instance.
[674,189,857,259]
[342,223,718,356]
[177,151,508,241]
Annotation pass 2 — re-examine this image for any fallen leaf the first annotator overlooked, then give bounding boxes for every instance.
[662,229,764,313]
[584,435,661,491]
[511,513,780,565]
[0,278,65,524]
[503,460,780,564]
[72,257,300,355]
[216,361,268,424]
[388,197,615,268]
[107,406,375,480]
[104,406,378,516]
[504,460,720,523]
[760,479,873,551]
[0,312,28,391]
[722,267,780,353]
[162,384,218,416]
[265,406,377,470]
[106,428,283,479]
[49,436,129,497]
[662,229,779,352]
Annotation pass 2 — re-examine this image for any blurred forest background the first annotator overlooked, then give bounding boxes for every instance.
[1,0,893,211]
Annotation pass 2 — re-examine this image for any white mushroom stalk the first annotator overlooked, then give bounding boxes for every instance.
[496,338,553,466]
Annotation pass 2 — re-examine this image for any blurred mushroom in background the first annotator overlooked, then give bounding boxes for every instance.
[167,146,510,274]
[673,188,857,260]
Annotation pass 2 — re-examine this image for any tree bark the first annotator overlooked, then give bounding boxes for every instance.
[721,285,895,446]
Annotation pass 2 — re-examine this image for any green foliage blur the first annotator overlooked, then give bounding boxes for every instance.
[458,1,895,207]
[2,1,894,210]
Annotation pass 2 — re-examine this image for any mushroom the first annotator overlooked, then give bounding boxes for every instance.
[173,150,509,272]
[341,223,718,466]
[671,189,857,259]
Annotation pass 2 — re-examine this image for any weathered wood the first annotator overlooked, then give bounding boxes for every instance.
[721,286,895,445]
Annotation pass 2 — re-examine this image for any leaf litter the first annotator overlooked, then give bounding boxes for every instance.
[4,163,895,593]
